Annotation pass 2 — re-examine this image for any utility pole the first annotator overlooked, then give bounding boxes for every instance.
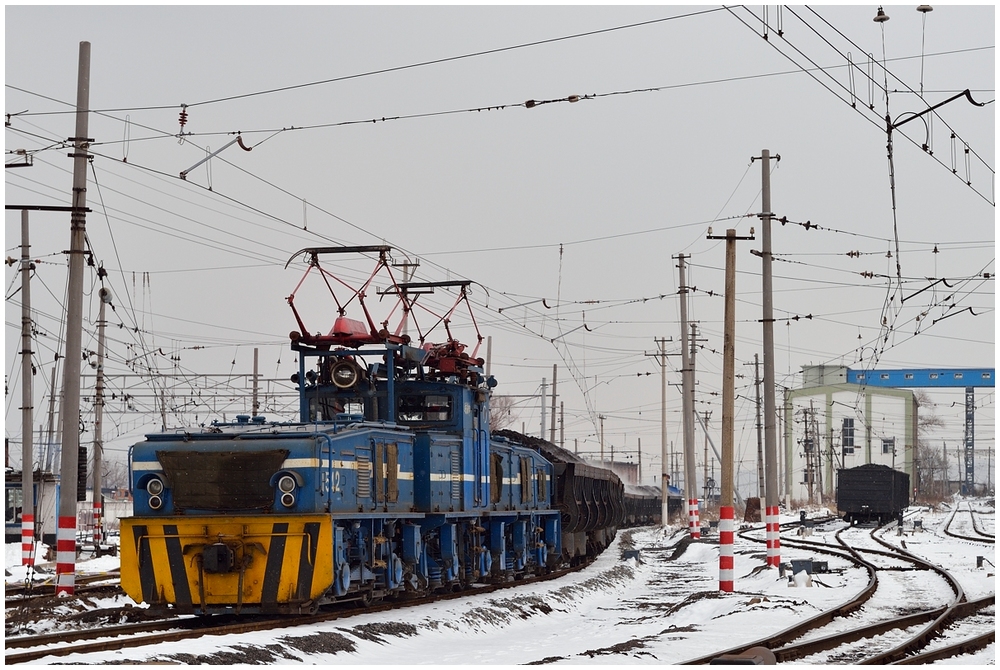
[559,402,564,450]
[599,415,606,464]
[670,441,675,491]
[19,209,35,567]
[754,354,765,499]
[941,440,947,497]
[540,378,546,440]
[708,226,754,593]
[252,347,260,416]
[549,364,557,444]
[91,287,111,555]
[703,410,711,505]
[44,365,59,472]
[56,41,92,596]
[753,148,782,569]
[485,336,492,378]
[676,254,699,539]
[393,257,420,339]
[645,337,672,525]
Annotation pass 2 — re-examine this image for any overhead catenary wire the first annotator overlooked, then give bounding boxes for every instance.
[6,11,991,466]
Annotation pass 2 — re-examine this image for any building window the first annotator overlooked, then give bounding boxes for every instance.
[904,373,914,380]
[954,373,963,379]
[842,418,855,455]
[882,437,895,455]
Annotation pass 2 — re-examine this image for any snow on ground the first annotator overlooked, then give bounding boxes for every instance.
[5,500,995,665]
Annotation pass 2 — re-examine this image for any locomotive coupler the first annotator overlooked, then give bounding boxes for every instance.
[202,542,235,574]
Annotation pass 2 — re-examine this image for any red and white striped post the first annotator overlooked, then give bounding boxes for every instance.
[719,505,735,592]
[19,208,36,568]
[688,498,700,539]
[56,516,78,594]
[709,227,749,593]
[21,513,35,567]
[92,501,103,549]
[56,41,93,596]
[766,506,781,566]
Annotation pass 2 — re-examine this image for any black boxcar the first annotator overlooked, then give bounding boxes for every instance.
[836,463,910,525]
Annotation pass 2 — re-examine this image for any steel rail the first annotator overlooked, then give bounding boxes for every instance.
[682,523,879,664]
[5,552,594,664]
[941,501,994,544]
[892,627,995,665]
[684,517,969,665]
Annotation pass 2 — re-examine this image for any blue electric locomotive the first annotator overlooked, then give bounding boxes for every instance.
[120,247,561,613]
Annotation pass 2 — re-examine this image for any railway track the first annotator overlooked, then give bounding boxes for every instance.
[5,553,595,664]
[6,582,123,610]
[4,569,120,598]
[685,515,993,664]
[942,500,995,544]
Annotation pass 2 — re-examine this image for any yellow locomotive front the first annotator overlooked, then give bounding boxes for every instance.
[120,515,333,614]
[121,429,338,614]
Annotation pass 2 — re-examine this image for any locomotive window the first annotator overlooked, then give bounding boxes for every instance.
[310,395,365,421]
[490,453,503,504]
[398,394,452,422]
[386,443,399,503]
[520,457,531,503]
[374,443,385,504]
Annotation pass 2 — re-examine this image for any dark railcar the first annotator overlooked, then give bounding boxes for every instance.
[494,430,666,563]
[836,463,910,525]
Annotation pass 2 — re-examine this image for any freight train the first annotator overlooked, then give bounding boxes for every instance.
[120,247,659,614]
[836,463,910,525]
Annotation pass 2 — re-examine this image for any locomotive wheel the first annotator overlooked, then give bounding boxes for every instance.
[354,589,375,608]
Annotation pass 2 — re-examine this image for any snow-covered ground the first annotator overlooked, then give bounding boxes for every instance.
[5,500,995,665]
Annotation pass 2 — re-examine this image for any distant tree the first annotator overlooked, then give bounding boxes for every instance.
[914,390,947,499]
[489,395,516,433]
[102,459,130,491]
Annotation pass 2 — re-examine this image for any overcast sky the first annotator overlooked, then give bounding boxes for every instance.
[5,5,995,493]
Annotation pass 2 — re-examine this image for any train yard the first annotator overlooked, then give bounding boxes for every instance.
[5,498,993,665]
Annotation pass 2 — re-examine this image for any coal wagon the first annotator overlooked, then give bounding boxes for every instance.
[836,463,910,525]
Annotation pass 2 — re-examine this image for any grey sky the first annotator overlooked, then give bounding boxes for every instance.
[5,5,995,492]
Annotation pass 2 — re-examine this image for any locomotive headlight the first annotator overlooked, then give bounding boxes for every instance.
[146,477,164,496]
[280,492,296,508]
[331,360,360,389]
[278,475,296,494]
[148,494,163,510]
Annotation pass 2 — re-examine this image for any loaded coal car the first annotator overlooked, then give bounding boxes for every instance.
[624,484,670,526]
[494,431,665,563]
[119,247,561,615]
[836,463,910,526]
